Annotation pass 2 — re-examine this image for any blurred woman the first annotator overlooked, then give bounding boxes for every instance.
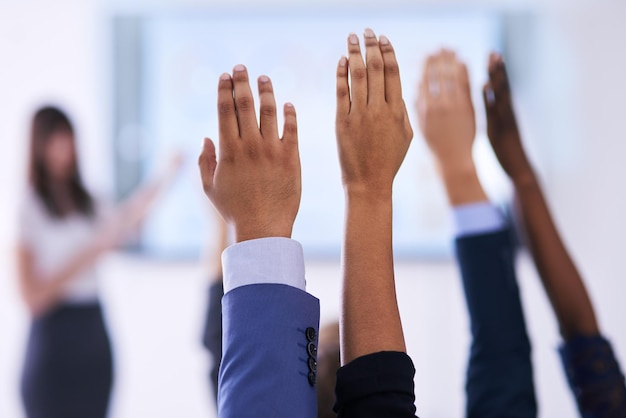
[17,106,181,418]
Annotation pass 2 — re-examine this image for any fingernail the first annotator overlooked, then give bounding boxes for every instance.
[348,33,359,45]
[379,35,389,45]
[364,28,375,38]
[339,56,347,67]
[259,75,270,83]
[285,102,294,109]
[233,64,245,72]
[220,73,231,81]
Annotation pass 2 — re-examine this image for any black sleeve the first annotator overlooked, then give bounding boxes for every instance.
[201,279,224,400]
[334,351,418,418]
[559,334,626,417]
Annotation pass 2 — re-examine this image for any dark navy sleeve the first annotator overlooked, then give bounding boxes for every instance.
[218,283,320,418]
[334,351,418,418]
[202,279,224,400]
[455,229,537,418]
[559,334,626,418]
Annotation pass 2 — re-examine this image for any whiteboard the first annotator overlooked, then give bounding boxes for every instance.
[138,11,507,258]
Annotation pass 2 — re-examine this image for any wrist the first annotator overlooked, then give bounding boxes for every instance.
[344,184,393,203]
[510,168,538,190]
[234,222,293,243]
[438,159,477,181]
[439,164,488,206]
[345,190,393,225]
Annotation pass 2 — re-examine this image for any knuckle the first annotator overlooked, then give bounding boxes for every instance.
[352,67,367,80]
[218,79,232,90]
[245,141,259,158]
[336,86,350,99]
[258,82,273,94]
[236,96,254,111]
[283,121,297,136]
[284,106,296,117]
[218,101,234,116]
[232,71,248,83]
[200,178,212,195]
[384,62,400,76]
[369,58,384,72]
[259,103,276,118]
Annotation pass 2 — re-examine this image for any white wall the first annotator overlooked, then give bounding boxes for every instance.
[0,1,110,417]
[1,1,626,417]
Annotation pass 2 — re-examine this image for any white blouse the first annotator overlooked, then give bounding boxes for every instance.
[18,189,109,304]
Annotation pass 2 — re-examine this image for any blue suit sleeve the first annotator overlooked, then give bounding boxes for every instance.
[455,229,537,418]
[202,280,224,401]
[218,283,320,418]
[559,334,626,417]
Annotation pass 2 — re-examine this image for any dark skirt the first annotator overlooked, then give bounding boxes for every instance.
[21,303,113,418]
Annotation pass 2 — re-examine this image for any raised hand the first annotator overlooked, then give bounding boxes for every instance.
[416,50,487,205]
[336,28,411,363]
[199,65,301,243]
[483,53,600,340]
[483,53,534,185]
[417,49,476,175]
[336,29,413,197]
[334,31,417,415]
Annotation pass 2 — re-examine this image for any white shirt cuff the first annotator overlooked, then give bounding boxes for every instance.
[452,202,506,238]
[222,237,306,294]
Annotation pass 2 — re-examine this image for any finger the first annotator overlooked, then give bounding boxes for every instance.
[364,28,384,104]
[425,54,441,99]
[416,81,430,132]
[258,75,279,140]
[488,52,500,76]
[457,62,470,91]
[457,61,473,103]
[347,33,367,108]
[379,35,403,104]
[440,50,457,98]
[231,64,259,138]
[417,80,429,107]
[281,103,298,147]
[217,73,238,157]
[336,55,350,119]
[488,53,510,96]
[198,138,217,195]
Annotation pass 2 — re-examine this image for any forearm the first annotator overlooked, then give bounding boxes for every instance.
[208,215,228,280]
[455,229,536,417]
[443,169,536,416]
[440,164,488,206]
[19,245,101,316]
[218,239,319,418]
[515,175,598,338]
[341,191,405,365]
[113,169,175,231]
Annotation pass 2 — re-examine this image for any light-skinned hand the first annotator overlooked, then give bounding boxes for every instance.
[416,49,489,206]
[199,65,301,243]
[416,49,476,177]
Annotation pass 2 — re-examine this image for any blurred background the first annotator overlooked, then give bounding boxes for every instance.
[1,0,625,417]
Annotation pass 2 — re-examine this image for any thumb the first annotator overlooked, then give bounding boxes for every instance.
[198,137,217,195]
